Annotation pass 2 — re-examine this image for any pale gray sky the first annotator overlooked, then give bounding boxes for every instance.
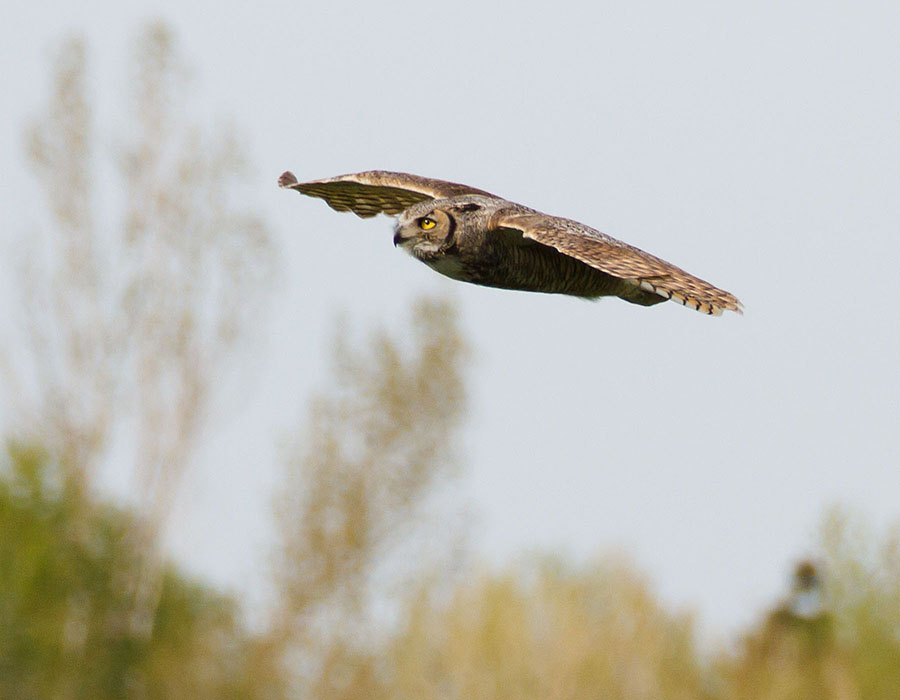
[2,0,898,635]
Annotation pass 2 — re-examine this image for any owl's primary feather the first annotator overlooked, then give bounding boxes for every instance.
[279,170,742,316]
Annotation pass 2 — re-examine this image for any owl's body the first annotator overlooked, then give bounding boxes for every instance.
[279,170,742,315]
[398,195,662,306]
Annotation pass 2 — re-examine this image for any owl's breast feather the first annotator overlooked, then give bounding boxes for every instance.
[424,254,470,282]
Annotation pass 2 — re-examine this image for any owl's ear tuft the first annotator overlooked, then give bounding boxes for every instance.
[453,202,482,213]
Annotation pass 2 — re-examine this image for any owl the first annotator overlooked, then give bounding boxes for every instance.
[279,170,742,315]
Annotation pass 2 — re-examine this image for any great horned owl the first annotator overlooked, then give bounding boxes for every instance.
[279,170,742,315]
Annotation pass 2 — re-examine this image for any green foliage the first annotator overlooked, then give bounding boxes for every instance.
[0,444,285,700]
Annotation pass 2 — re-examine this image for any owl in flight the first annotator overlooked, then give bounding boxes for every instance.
[279,170,742,315]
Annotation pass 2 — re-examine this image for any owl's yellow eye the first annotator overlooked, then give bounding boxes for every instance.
[419,217,437,230]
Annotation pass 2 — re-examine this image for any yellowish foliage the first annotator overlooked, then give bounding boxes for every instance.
[271,298,468,696]
[386,558,705,700]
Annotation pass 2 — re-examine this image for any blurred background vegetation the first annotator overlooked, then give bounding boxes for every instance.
[2,21,899,700]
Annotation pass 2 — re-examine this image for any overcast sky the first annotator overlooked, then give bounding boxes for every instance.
[2,0,898,636]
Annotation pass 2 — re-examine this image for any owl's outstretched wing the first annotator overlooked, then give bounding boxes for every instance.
[495,211,742,315]
[278,170,495,219]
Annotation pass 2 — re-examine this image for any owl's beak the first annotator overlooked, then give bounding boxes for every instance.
[393,224,412,248]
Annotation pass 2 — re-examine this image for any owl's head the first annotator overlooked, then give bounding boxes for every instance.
[393,195,496,259]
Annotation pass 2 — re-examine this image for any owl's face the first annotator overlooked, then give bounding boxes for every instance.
[393,195,494,259]
[394,207,454,255]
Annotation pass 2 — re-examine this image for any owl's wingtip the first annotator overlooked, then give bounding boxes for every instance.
[727,297,745,316]
[278,171,298,188]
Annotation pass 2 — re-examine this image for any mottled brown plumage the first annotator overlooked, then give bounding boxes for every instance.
[279,170,742,315]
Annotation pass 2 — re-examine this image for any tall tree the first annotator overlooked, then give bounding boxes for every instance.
[270,298,469,698]
[4,23,275,633]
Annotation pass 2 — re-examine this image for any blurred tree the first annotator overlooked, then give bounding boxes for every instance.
[384,556,706,700]
[0,444,286,700]
[3,23,274,633]
[817,509,900,700]
[270,298,468,698]
[716,559,853,700]
[716,510,900,700]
